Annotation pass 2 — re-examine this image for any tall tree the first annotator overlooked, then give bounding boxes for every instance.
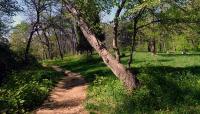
[63,0,139,90]
[113,0,127,62]
[23,0,53,62]
[74,0,105,55]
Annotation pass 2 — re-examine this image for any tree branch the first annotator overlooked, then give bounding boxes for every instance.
[113,0,127,62]
[137,20,160,30]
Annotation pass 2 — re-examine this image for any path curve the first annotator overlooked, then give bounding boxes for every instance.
[35,66,88,114]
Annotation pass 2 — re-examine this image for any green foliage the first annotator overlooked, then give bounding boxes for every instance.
[10,22,30,56]
[173,34,192,52]
[2,0,200,113]
[0,43,20,82]
[125,0,160,15]
[0,36,40,83]
[74,0,105,54]
[76,26,93,54]
[86,76,127,114]
[44,52,200,113]
[115,68,200,113]
[0,0,20,16]
[0,66,62,113]
[0,0,20,37]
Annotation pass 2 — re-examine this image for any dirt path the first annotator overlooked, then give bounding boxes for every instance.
[35,66,88,114]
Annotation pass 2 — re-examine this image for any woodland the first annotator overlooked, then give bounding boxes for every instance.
[0,0,200,113]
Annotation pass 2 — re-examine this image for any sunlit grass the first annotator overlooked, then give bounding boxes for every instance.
[43,52,200,113]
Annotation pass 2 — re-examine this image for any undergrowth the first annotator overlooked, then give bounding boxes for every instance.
[0,65,62,113]
[43,52,200,113]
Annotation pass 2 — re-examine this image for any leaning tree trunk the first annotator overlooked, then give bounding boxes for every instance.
[64,2,139,90]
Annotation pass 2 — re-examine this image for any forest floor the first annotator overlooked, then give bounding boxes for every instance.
[35,66,88,114]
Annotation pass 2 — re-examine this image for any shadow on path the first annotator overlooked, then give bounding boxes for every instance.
[35,66,88,114]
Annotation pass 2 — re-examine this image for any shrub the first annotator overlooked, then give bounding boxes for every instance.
[0,67,62,113]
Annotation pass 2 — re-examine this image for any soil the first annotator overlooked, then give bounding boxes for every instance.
[35,66,88,114]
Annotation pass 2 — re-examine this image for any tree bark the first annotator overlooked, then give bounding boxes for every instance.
[24,3,41,63]
[43,30,53,59]
[36,30,49,60]
[72,23,79,54]
[24,25,37,63]
[113,0,127,62]
[64,2,139,90]
[148,39,156,54]
[54,29,64,59]
[128,19,138,68]
[127,7,145,68]
[159,41,162,52]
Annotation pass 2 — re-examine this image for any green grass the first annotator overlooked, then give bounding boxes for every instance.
[43,52,200,114]
[0,65,63,113]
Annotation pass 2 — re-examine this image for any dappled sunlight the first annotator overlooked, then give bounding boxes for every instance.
[43,52,200,113]
[1,0,200,113]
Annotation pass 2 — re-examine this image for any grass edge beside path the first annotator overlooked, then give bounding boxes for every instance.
[43,52,200,114]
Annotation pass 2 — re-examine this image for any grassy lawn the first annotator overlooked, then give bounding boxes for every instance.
[43,52,200,114]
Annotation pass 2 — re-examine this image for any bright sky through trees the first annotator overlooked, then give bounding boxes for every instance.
[1,0,200,113]
[13,8,116,26]
[13,14,24,26]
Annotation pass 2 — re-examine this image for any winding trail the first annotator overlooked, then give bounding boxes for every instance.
[35,66,88,114]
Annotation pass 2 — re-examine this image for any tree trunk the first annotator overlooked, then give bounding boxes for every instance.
[113,22,121,62]
[127,7,145,68]
[54,29,64,59]
[112,0,127,62]
[72,23,78,54]
[64,2,139,90]
[163,42,166,52]
[24,30,35,63]
[148,39,156,54]
[43,30,53,59]
[152,39,156,54]
[128,19,138,68]
[159,42,162,52]
[73,19,79,54]
[24,9,40,63]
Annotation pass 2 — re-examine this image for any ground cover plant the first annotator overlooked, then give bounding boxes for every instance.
[1,0,200,113]
[0,65,62,113]
[44,52,200,114]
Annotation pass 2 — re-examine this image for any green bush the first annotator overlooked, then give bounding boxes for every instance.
[0,67,62,113]
[0,43,18,82]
